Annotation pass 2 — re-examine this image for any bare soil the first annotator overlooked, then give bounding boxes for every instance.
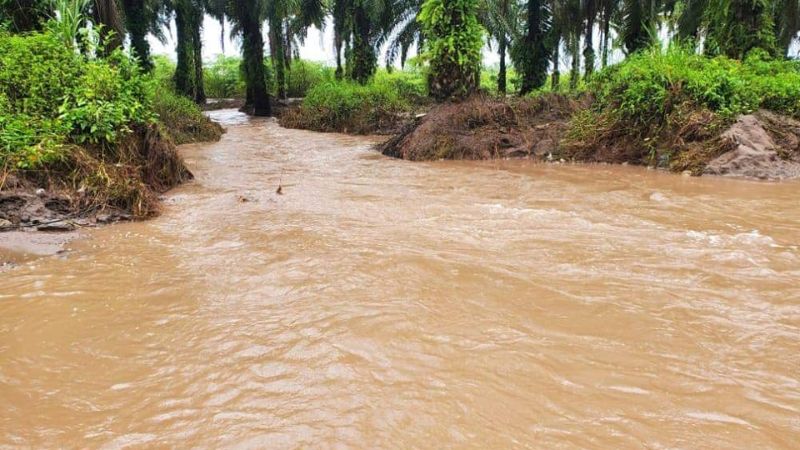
[704,111,800,180]
[1,124,192,236]
[379,94,588,161]
[381,95,800,181]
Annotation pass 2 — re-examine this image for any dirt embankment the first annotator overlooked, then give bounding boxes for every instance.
[380,94,587,160]
[704,111,800,179]
[380,95,800,181]
[1,124,193,235]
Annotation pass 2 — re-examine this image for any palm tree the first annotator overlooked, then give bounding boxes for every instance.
[225,0,272,115]
[1,0,51,32]
[582,0,598,77]
[171,0,205,103]
[419,0,484,100]
[774,0,799,56]
[331,0,404,84]
[704,0,777,58]
[514,0,553,94]
[479,0,521,94]
[92,0,125,53]
[267,0,326,99]
[121,0,168,71]
[598,0,618,68]
[620,0,660,54]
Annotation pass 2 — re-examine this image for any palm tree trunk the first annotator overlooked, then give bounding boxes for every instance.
[518,0,551,95]
[122,0,152,71]
[498,37,507,95]
[93,0,124,55]
[270,16,287,99]
[241,9,272,116]
[583,1,596,79]
[351,2,376,84]
[601,9,610,68]
[569,35,580,89]
[192,9,206,104]
[175,2,196,98]
[552,35,561,90]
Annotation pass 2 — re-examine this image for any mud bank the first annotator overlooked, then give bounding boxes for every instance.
[380,95,584,160]
[0,124,193,240]
[380,96,800,181]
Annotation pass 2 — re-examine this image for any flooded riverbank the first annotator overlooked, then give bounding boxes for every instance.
[1,110,799,448]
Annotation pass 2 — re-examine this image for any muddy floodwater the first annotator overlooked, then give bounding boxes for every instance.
[2,111,799,449]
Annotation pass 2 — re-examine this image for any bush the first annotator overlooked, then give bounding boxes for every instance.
[285,59,334,98]
[152,89,223,144]
[562,45,800,170]
[151,54,223,144]
[0,31,154,169]
[204,55,246,98]
[374,69,428,103]
[0,31,209,218]
[589,46,800,124]
[280,79,410,134]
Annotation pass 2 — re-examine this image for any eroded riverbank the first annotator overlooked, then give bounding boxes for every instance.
[1,110,799,448]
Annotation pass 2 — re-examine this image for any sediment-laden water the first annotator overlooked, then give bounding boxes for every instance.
[2,111,799,448]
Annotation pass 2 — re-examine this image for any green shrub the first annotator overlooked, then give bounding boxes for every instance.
[285,59,334,98]
[374,69,428,102]
[563,45,800,170]
[0,31,154,168]
[280,79,410,134]
[204,55,246,98]
[589,46,800,124]
[152,89,223,144]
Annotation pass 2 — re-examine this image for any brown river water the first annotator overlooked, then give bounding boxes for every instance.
[1,110,799,449]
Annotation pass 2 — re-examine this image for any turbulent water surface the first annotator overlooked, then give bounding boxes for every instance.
[2,110,799,449]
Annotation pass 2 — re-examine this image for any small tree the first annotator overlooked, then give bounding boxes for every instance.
[419,0,484,100]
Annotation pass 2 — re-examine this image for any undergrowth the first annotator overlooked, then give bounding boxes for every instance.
[280,75,424,134]
[561,46,800,171]
[0,31,204,217]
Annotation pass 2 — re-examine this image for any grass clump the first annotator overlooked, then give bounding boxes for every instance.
[280,78,414,134]
[285,59,334,98]
[151,56,223,144]
[203,55,246,98]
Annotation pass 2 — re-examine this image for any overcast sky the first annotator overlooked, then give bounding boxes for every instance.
[148,15,502,66]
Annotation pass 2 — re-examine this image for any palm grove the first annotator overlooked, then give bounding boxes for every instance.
[3,0,798,113]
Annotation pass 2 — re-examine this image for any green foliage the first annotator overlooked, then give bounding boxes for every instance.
[419,0,484,100]
[564,45,800,169]
[48,0,92,48]
[0,31,221,172]
[0,31,153,168]
[373,69,428,102]
[280,78,412,134]
[481,65,521,94]
[704,0,777,59]
[151,88,223,144]
[285,59,335,98]
[203,55,246,98]
[58,51,156,145]
[590,45,800,125]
